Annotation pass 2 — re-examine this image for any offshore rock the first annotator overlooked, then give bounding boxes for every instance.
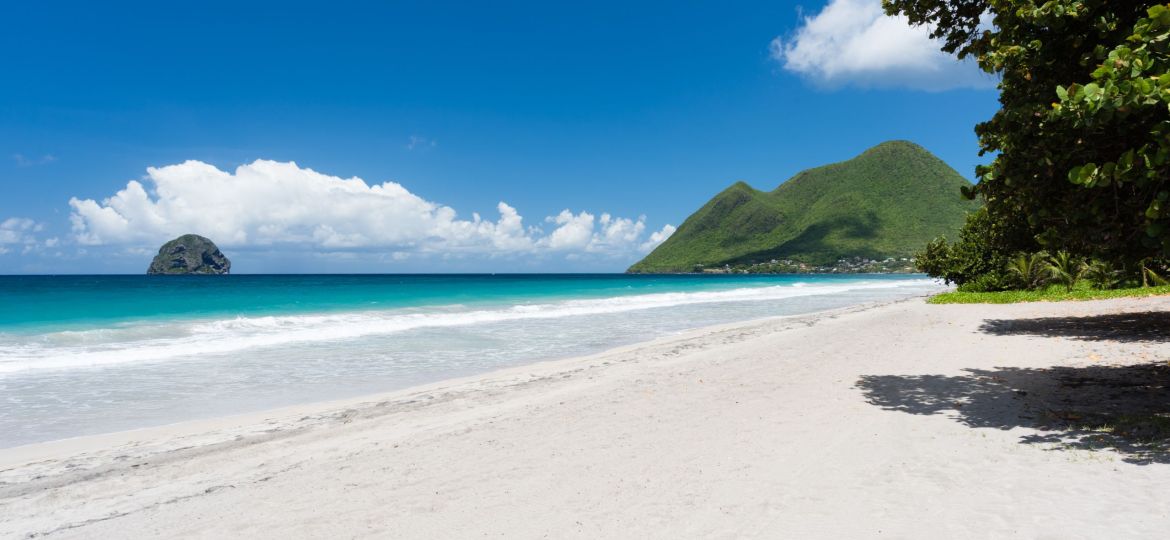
[147,234,231,275]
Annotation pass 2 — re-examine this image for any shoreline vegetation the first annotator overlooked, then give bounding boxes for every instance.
[5,295,1170,537]
[885,3,1170,299]
[929,283,1170,304]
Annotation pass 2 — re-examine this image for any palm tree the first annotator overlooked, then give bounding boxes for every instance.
[1005,252,1049,290]
[1080,259,1121,290]
[1141,260,1170,287]
[1046,251,1083,292]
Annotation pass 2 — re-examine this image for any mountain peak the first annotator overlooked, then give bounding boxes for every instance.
[866,139,923,152]
[856,140,944,164]
[629,141,978,273]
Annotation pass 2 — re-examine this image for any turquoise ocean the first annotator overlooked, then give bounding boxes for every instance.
[0,274,939,447]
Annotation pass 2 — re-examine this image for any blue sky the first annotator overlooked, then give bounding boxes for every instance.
[0,0,999,273]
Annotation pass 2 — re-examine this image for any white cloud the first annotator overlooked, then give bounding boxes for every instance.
[406,135,436,151]
[68,160,674,262]
[12,154,57,167]
[0,217,46,255]
[0,218,40,242]
[543,210,596,251]
[640,224,677,252]
[771,0,994,90]
[536,211,675,256]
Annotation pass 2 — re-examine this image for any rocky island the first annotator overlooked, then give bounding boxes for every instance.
[147,234,231,275]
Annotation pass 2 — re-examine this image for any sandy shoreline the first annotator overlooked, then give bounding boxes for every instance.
[0,299,905,469]
[3,295,1170,538]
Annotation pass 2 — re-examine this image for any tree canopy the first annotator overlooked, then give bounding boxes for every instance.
[884,1,1170,265]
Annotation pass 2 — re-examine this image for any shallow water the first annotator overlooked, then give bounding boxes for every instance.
[0,274,940,447]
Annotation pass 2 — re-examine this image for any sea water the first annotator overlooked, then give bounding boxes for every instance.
[0,274,940,447]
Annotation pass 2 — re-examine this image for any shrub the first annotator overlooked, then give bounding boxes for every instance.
[1081,260,1122,290]
[915,207,1013,290]
[1143,262,1170,287]
[1005,253,1050,291]
[1045,251,1083,292]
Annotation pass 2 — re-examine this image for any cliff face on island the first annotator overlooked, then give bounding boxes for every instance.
[147,234,231,275]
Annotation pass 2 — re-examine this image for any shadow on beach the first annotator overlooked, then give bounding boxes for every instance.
[979,311,1170,343]
[857,364,1170,464]
[857,312,1170,465]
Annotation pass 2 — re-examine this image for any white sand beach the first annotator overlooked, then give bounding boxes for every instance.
[3,296,1170,539]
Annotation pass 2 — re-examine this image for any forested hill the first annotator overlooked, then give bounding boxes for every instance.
[629,141,979,273]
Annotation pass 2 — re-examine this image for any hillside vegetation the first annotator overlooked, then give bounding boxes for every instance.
[629,141,979,273]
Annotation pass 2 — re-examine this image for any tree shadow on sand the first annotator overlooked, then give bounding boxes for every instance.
[979,311,1170,343]
[857,364,1170,464]
[857,312,1170,464]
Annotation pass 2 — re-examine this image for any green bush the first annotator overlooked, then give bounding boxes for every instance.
[1004,252,1050,290]
[956,273,1009,293]
[915,207,1014,291]
[916,205,1170,293]
[1045,251,1083,292]
[1081,259,1122,290]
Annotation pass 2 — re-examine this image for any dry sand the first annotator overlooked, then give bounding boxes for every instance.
[3,296,1170,539]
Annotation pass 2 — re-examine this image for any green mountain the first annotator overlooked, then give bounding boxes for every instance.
[629,141,979,273]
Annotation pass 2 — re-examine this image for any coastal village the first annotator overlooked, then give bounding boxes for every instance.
[697,256,917,274]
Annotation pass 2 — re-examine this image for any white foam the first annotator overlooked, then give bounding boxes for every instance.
[0,279,934,374]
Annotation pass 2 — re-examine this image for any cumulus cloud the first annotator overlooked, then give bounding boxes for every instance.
[640,224,677,252]
[0,217,50,255]
[534,211,668,256]
[771,0,994,90]
[68,160,674,261]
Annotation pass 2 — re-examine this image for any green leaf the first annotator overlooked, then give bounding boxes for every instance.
[1083,83,1102,100]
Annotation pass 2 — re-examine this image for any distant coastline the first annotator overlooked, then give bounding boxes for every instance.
[630,256,919,275]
